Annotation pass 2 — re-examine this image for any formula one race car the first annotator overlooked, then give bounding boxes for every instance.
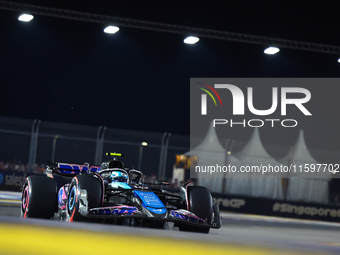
[21,153,221,233]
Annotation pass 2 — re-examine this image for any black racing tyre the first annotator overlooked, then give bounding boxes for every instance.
[67,175,102,222]
[179,186,213,234]
[21,175,57,219]
[53,175,73,192]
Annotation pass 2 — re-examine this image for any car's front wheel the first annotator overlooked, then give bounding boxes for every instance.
[178,186,213,233]
[67,175,102,222]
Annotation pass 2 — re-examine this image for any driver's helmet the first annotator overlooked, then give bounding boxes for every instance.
[100,160,124,171]
[110,171,128,182]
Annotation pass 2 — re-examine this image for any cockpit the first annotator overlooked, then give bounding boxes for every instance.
[99,159,143,186]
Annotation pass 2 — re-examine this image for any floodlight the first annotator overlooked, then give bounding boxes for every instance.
[18,14,34,22]
[184,36,199,44]
[104,26,119,34]
[264,47,280,55]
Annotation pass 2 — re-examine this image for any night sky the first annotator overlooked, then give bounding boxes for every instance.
[1,0,340,154]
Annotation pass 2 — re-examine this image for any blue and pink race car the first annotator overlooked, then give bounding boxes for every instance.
[21,153,221,233]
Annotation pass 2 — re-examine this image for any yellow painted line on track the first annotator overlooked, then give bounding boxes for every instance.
[0,203,20,207]
[0,199,21,205]
[0,223,312,255]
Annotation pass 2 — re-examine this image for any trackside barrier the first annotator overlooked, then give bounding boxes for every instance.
[0,170,44,192]
[211,192,340,223]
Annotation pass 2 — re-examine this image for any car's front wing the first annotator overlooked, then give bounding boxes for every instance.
[78,205,221,229]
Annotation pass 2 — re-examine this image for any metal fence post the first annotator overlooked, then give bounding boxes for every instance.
[161,133,171,180]
[158,132,167,180]
[51,135,59,162]
[94,126,106,165]
[28,119,41,173]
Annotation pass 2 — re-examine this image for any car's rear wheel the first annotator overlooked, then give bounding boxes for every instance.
[179,186,213,233]
[67,175,102,222]
[21,175,57,219]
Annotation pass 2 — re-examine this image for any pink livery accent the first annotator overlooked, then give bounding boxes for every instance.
[89,206,137,216]
[170,209,206,224]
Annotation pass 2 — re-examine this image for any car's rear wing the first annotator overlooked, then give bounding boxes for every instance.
[45,161,100,177]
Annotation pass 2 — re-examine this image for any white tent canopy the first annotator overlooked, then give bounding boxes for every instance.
[285,130,331,204]
[224,153,248,196]
[233,128,285,199]
[279,146,293,166]
[185,122,226,193]
[183,124,330,204]
[287,130,330,178]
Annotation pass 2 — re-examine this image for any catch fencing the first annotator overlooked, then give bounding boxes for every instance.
[0,115,189,179]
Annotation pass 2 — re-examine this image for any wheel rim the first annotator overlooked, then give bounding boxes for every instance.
[68,186,76,211]
[22,185,29,214]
